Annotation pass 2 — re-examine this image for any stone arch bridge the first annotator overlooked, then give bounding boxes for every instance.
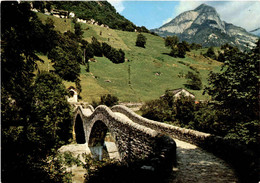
[72,104,238,182]
[73,104,176,170]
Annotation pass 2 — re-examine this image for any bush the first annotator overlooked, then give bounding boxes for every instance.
[203,46,216,60]
[91,36,103,57]
[185,71,202,90]
[100,94,119,107]
[136,34,147,48]
[92,94,119,108]
[141,91,197,128]
[102,42,125,64]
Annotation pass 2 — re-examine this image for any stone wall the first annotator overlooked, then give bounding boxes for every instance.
[111,105,211,146]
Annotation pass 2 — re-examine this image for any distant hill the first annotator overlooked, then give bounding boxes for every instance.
[31,1,138,32]
[151,4,259,50]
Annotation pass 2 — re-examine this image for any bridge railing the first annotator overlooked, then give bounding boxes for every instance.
[111,105,211,145]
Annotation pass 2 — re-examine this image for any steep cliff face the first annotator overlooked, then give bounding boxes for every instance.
[151,4,259,50]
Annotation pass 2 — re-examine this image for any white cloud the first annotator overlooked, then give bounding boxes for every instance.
[213,1,260,31]
[107,0,125,13]
[162,17,172,25]
[162,1,202,26]
[174,1,202,16]
[172,1,260,31]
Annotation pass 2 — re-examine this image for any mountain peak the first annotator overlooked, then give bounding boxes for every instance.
[194,4,216,13]
[151,3,258,50]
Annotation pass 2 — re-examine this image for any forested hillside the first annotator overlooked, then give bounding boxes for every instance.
[31,1,150,32]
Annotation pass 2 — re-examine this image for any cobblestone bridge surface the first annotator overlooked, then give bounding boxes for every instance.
[60,104,238,182]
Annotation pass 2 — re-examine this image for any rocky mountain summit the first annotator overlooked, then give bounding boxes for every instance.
[151,4,259,50]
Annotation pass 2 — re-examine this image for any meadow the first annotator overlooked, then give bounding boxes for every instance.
[37,13,222,103]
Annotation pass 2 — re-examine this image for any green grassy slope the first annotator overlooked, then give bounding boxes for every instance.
[36,12,222,103]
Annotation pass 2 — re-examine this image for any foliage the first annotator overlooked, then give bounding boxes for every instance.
[181,41,191,52]
[176,42,187,58]
[217,43,240,63]
[49,46,81,81]
[141,91,197,128]
[1,2,74,182]
[204,46,217,60]
[43,1,138,32]
[83,154,170,183]
[136,26,150,33]
[165,36,188,58]
[74,22,84,40]
[102,42,125,64]
[135,34,147,48]
[204,40,260,145]
[47,29,83,82]
[91,94,119,108]
[185,71,203,90]
[30,72,72,150]
[100,94,119,107]
[91,36,103,57]
[165,36,179,48]
[203,40,260,182]
[82,40,95,61]
[190,43,202,50]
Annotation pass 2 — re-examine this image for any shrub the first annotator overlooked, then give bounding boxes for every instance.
[135,34,147,48]
[185,71,202,90]
[92,94,119,108]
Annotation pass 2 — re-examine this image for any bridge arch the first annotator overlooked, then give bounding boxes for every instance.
[74,114,86,144]
[88,119,120,160]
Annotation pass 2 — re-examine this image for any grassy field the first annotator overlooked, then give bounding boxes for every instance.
[36,12,222,103]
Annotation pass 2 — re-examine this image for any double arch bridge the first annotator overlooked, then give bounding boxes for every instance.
[73,104,177,170]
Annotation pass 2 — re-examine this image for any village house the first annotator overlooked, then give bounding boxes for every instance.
[161,88,195,99]
[67,86,78,103]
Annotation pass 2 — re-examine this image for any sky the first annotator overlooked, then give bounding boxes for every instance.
[107,1,260,31]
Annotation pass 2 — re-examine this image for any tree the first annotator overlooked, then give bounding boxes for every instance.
[204,46,216,60]
[185,71,202,90]
[217,44,240,63]
[177,43,187,58]
[91,36,103,57]
[190,43,202,50]
[100,94,119,107]
[136,34,147,48]
[165,36,179,48]
[204,40,259,145]
[85,43,95,61]
[30,72,72,152]
[181,41,190,52]
[1,2,73,181]
[102,42,125,64]
[48,46,80,81]
[102,42,112,58]
[74,22,84,40]
[164,36,188,58]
